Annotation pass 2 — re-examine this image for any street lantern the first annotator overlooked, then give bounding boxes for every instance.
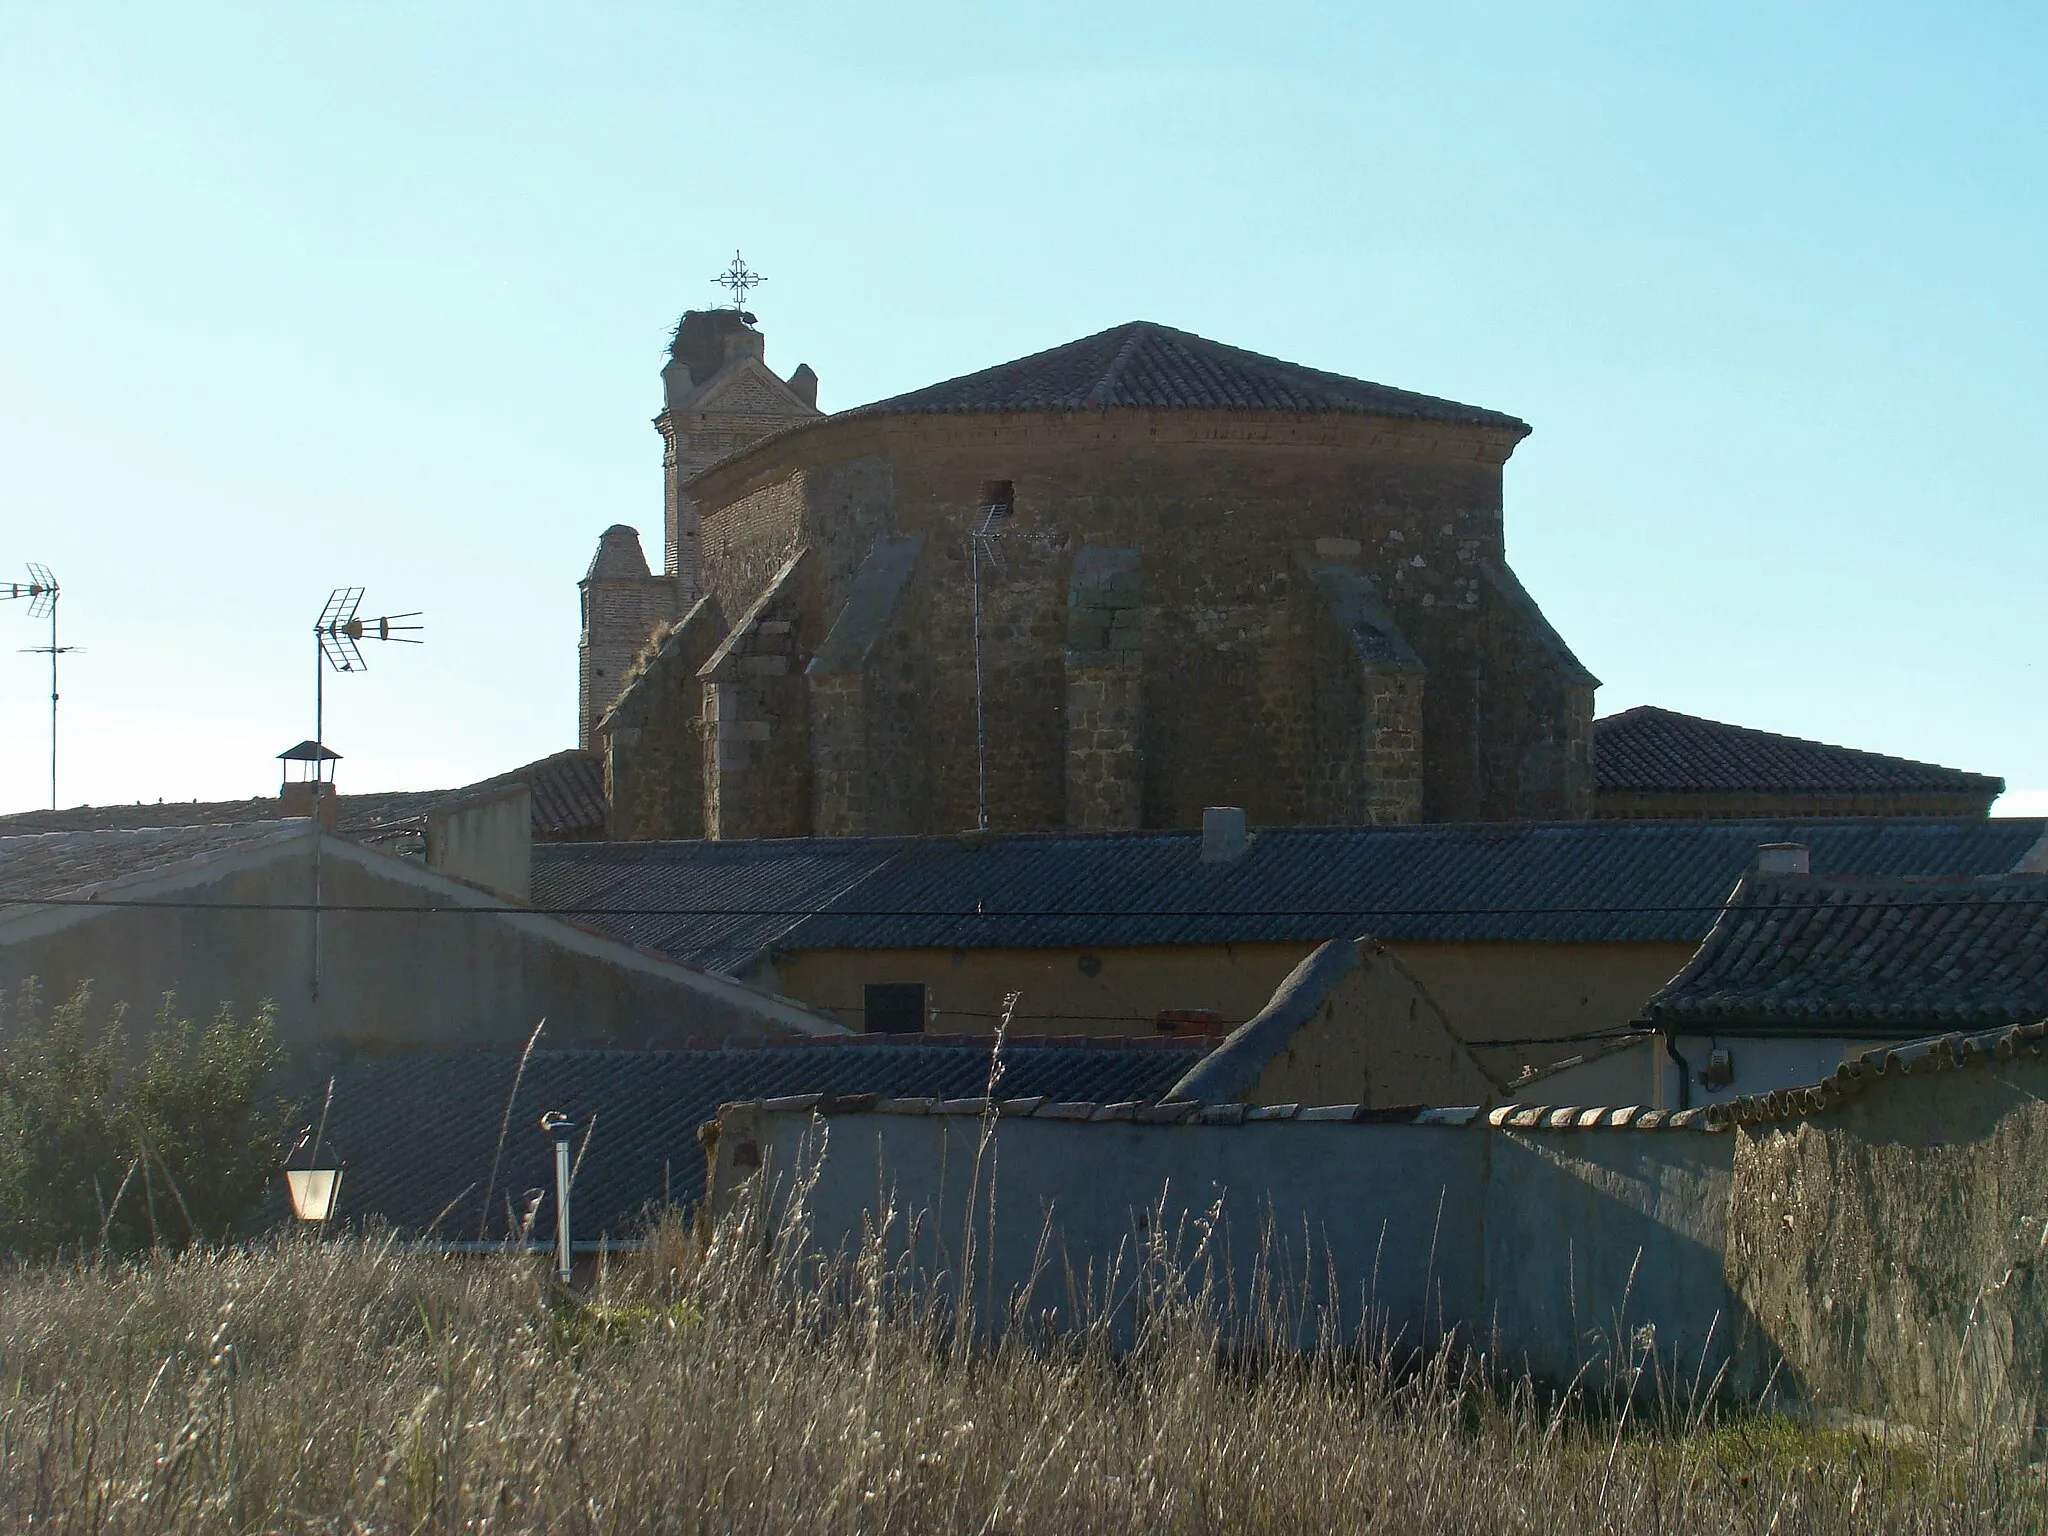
[540,1110,576,1283]
[285,1076,341,1223]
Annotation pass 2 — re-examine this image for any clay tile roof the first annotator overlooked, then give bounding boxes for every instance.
[1643,872,2048,1034]
[291,1039,1211,1237]
[1594,706,2004,799]
[530,817,2048,971]
[458,749,606,839]
[0,822,303,905]
[1707,1019,2048,1128]
[0,749,607,849]
[853,321,1527,430]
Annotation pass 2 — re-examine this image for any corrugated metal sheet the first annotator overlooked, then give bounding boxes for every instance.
[302,1040,1209,1237]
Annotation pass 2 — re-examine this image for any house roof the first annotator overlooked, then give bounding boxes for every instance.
[528,817,2048,971]
[1642,872,2048,1036]
[1593,706,2004,800]
[1709,1018,2048,1128]
[465,749,607,839]
[0,822,305,905]
[0,749,607,852]
[296,1038,1212,1238]
[533,837,905,974]
[851,321,1527,431]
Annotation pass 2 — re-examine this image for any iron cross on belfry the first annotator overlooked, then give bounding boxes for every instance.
[713,250,763,313]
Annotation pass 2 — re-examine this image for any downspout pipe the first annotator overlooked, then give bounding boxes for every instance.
[1662,1029,1691,1112]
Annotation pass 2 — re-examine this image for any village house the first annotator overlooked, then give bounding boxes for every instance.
[1533,853,2048,1108]
[0,789,836,1073]
[529,810,2048,1083]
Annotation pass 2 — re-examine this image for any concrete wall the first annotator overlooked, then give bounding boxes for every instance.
[425,785,531,903]
[1525,1034,1892,1114]
[0,828,839,1071]
[716,1101,1763,1393]
[1484,1128,1751,1386]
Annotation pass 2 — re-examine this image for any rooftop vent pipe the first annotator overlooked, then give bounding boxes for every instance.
[1755,843,1810,877]
[1201,807,1248,863]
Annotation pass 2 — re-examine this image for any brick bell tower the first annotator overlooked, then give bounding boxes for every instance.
[577,306,821,750]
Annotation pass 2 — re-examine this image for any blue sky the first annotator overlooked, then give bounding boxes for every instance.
[0,2,2042,814]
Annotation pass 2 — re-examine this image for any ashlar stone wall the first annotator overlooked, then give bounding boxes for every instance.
[604,596,726,840]
[702,549,822,840]
[1065,547,1144,832]
[649,406,1594,839]
[807,535,930,836]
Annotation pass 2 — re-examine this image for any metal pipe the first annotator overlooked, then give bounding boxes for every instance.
[1662,1030,1692,1112]
[46,597,58,809]
[554,1135,572,1281]
[972,531,987,831]
[541,1112,576,1284]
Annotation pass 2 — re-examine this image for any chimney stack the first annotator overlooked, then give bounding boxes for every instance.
[1201,806,1248,863]
[1755,842,1810,877]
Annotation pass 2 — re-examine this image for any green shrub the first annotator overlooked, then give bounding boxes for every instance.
[0,978,286,1258]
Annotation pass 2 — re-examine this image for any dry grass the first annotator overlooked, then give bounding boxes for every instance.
[0,1199,2041,1533]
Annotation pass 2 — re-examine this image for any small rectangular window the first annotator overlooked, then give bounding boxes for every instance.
[864,983,927,1035]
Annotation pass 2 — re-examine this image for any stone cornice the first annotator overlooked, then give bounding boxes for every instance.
[687,408,1528,507]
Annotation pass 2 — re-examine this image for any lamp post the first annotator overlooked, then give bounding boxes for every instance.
[540,1111,575,1283]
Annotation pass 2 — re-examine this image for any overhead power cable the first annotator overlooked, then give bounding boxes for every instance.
[2,894,2044,918]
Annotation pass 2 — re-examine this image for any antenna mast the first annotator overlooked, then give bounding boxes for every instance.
[968,484,1014,832]
[4,564,77,810]
[301,587,424,1008]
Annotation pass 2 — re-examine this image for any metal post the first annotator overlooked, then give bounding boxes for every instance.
[541,1111,575,1283]
[971,534,988,832]
[310,627,325,1005]
[554,1134,572,1280]
[46,598,57,809]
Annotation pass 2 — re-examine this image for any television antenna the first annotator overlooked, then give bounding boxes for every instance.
[312,586,423,748]
[3,564,79,810]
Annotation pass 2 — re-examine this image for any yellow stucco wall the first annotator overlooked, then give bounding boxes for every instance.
[769,942,1307,1037]
[767,939,1697,1067]
[1391,941,1697,1071]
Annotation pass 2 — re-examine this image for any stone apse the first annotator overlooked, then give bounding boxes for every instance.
[584,318,1597,839]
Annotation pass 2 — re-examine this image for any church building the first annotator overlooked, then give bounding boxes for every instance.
[581,309,1599,839]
